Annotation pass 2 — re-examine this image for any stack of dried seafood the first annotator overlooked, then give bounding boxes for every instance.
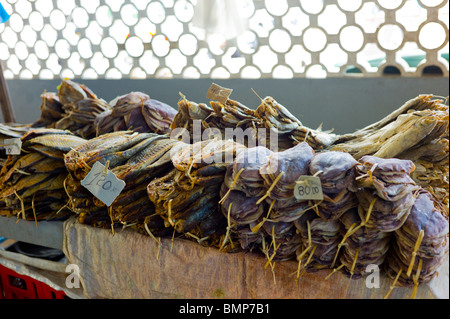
[64,131,176,236]
[259,142,315,223]
[31,92,65,129]
[32,80,178,139]
[172,95,261,143]
[95,92,177,136]
[148,139,246,247]
[386,190,449,294]
[261,219,302,262]
[253,96,334,150]
[0,128,86,221]
[294,210,342,273]
[217,142,317,264]
[219,185,265,250]
[332,95,449,216]
[53,79,110,139]
[355,156,419,232]
[309,151,358,220]
[256,143,316,267]
[218,146,271,251]
[338,208,392,279]
[171,95,336,151]
[218,143,362,268]
[333,156,420,280]
[224,146,273,198]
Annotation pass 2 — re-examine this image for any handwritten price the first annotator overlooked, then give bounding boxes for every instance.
[296,184,321,197]
[294,176,324,201]
[2,138,22,155]
[81,161,125,206]
[83,171,121,192]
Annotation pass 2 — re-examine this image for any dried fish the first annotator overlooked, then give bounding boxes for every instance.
[0,128,86,221]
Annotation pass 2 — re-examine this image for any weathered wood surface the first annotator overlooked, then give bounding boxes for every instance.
[63,219,445,299]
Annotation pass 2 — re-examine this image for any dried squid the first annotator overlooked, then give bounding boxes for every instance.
[260,142,315,222]
[294,210,342,273]
[309,151,358,220]
[355,156,420,232]
[332,95,449,216]
[338,208,392,280]
[95,92,177,136]
[53,79,111,139]
[386,190,449,290]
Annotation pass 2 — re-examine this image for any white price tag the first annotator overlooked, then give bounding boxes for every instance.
[206,83,233,104]
[294,176,324,201]
[4,138,22,155]
[81,161,126,207]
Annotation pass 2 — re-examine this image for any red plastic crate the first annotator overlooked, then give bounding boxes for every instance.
[36,281,67,299]
[0,272,4,299]
[0,264,67,299]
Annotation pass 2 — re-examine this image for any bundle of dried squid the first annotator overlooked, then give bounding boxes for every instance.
[260,219,302,262]
[95,92,177,136]
[294,210,342,273]
[31,92,65,129]
[332,95,449,216]
[219,142,316,264]
[0,128,86,221]
[225,146,273,198]
[64,131,177,235]
[386,190,449,294]
[355,156,420,232]
[309,151,358,220]
[338,208,392,280]
[259,142,315,222]
[219,183,265,228]
[217,147,271,251]
[52,79,111,139]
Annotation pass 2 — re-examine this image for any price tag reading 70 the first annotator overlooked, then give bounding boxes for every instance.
[81,161,126,207]
[2,138,22,155]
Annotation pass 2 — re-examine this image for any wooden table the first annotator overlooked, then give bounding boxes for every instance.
[0,215,447,299]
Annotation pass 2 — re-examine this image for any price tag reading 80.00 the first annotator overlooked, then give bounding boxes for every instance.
[294,176,324,201]
[81,161,126,207]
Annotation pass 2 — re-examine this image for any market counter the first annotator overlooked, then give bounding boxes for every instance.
[1,216,447,299]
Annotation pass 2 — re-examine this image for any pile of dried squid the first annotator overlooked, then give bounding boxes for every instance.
[32,79,178,138]
[1,79,448,295]
[169,92,450,293]
[332,95,449,216]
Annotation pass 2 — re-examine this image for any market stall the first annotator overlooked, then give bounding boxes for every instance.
[1,77,448,300]
[0,0,449,301]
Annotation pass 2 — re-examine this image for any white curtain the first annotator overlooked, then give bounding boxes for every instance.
[191,0,248,40]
